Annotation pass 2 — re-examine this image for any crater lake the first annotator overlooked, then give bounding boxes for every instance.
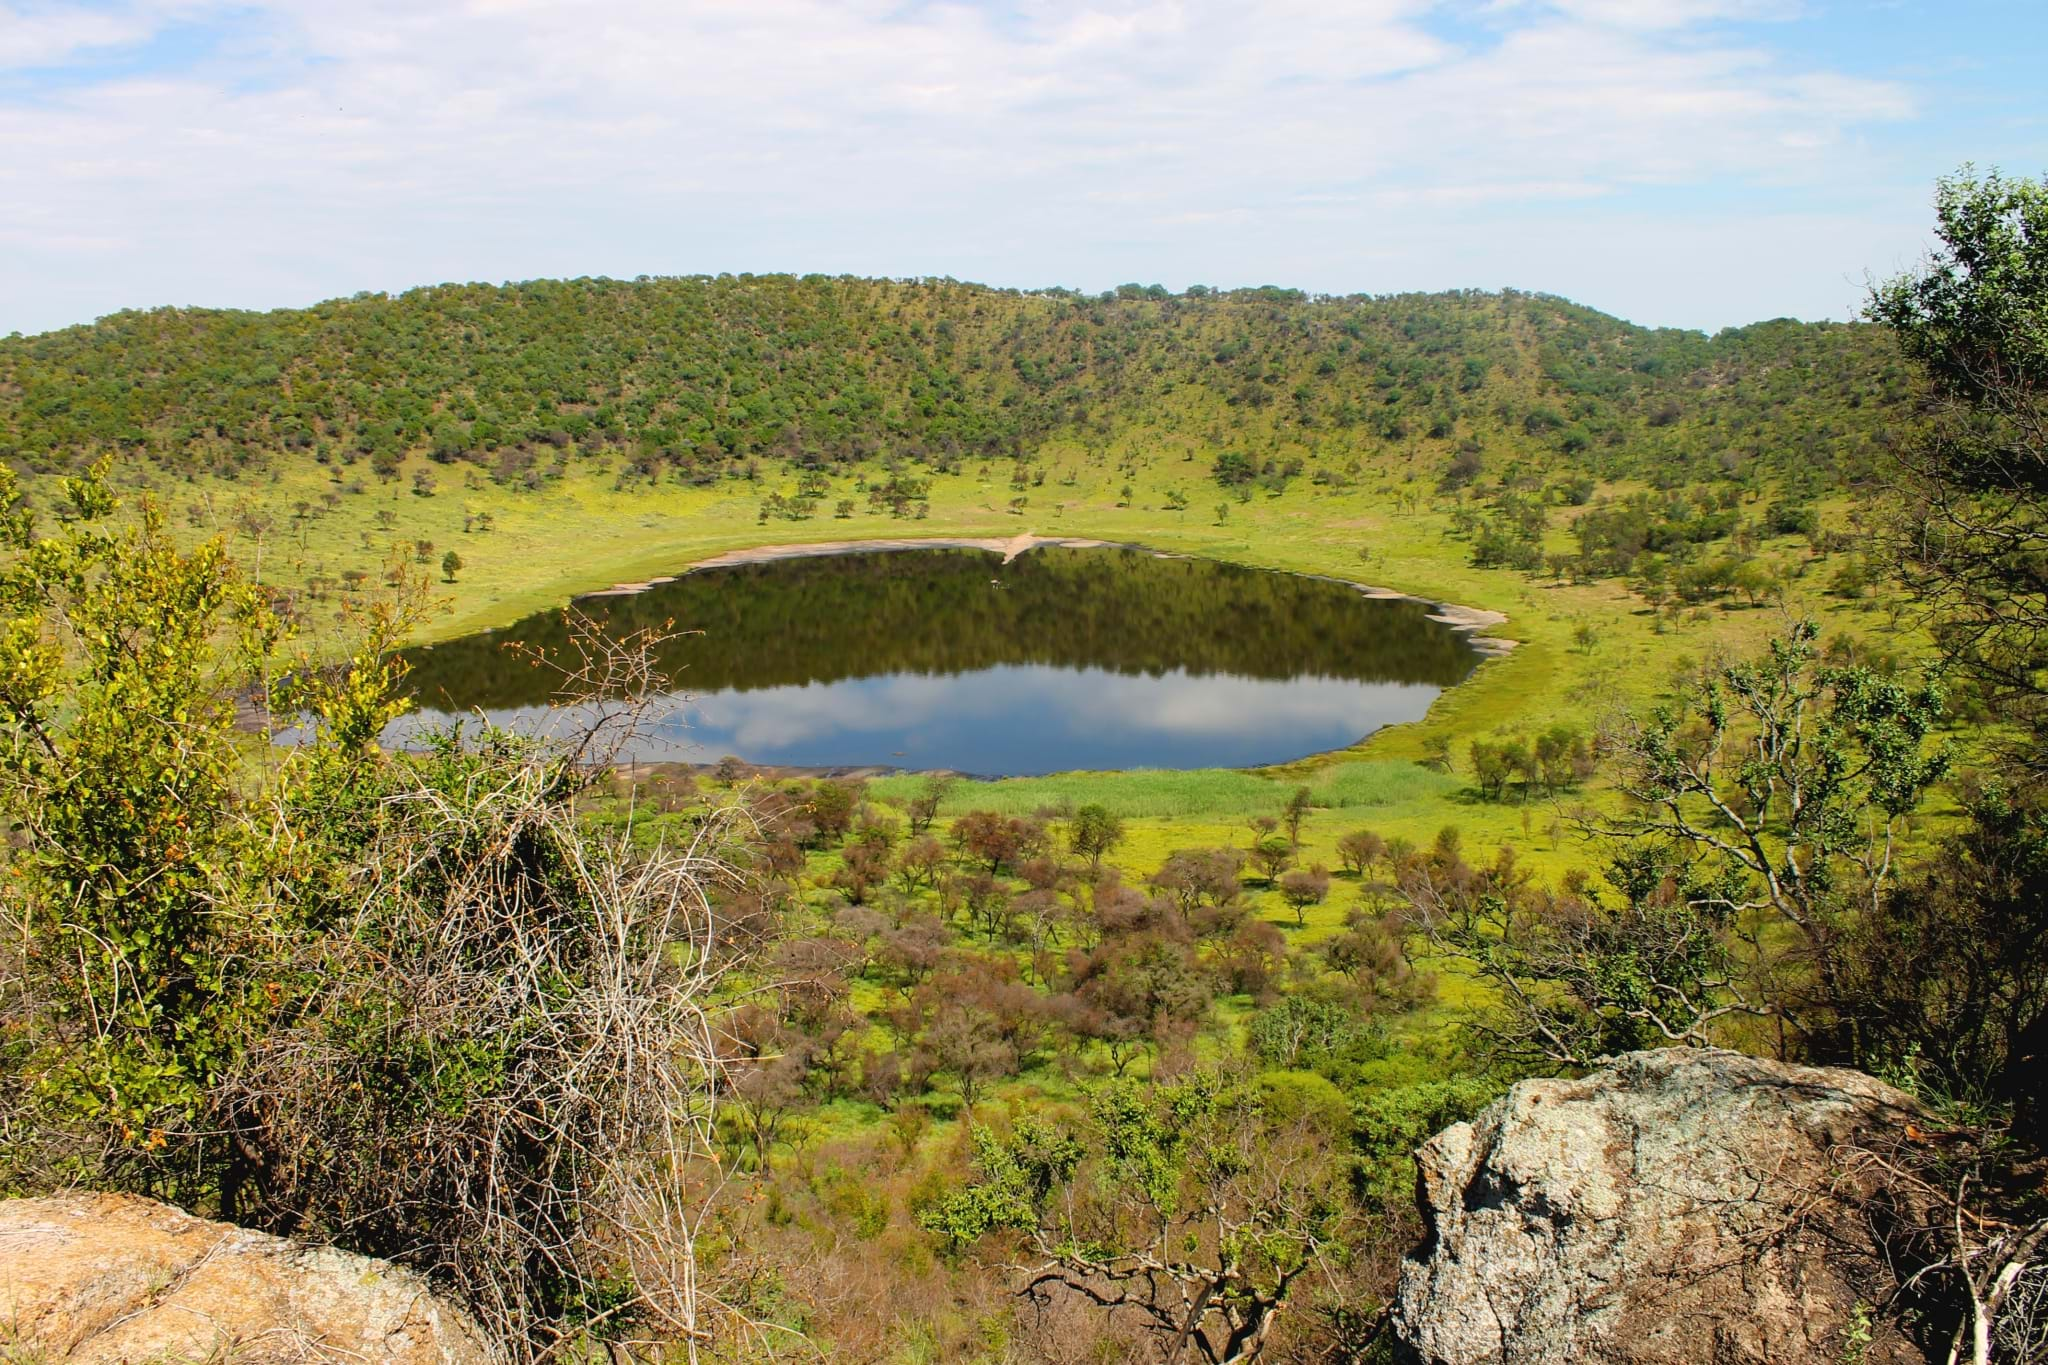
[387,545,1486,774]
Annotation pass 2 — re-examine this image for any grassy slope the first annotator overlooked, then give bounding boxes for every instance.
[105,418,1931,930]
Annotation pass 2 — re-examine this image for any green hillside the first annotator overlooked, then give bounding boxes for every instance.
[0,277,1907,497]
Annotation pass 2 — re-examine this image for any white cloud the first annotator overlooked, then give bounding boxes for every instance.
[0,0,1933,332]
[0,4,154,69]
[394,664,1442,768]
[1514,0,1800,32]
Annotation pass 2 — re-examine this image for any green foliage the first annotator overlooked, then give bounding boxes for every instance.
[917,1067,1363,1365]
[1573,491,1744,578]
[1449,621,1951,1066]
[0,460,278,1170]
[1868,166,2048,755]
[918,1119,1083,1249]
[1869,166,2048,420]
[0,465,739,1357]
[1629,620,1948,841]
[7,199,2037,1357]
[1255,1070,1352,1139]
[922,1070,1353,1286]
[1067,802,1124,868]
[0,281,1905,504]
[1845,775,2048,1136]
[1469,724,1594,802]
[1212,450,1257,487]
[1855,166,2048,1137]
[1248,997,1382,1073]
[1350,1077,1503,1204]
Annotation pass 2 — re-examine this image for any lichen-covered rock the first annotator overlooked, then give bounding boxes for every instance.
[1394,1048,1928,1365]
[0,1191,494,1363]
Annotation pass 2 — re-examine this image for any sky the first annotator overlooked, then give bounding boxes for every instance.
[1,0,2042,337]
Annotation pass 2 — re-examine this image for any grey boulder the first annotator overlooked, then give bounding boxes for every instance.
[1395,1047,1929,1364]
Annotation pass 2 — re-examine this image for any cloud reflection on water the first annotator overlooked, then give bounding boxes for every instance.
[383,546,1479,773]
[392,664,1442,775]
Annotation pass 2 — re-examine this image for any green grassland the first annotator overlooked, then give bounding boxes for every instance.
[65,401,1944,946]
[110,435,1936,1083]
[114,432,1922,802]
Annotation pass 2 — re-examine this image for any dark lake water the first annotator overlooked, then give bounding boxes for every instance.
[388,545,1482,775]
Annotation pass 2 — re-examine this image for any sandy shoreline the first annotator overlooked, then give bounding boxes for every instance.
[573,531,1517,654]
[691,530,1109,571]
[578,532,1110,596]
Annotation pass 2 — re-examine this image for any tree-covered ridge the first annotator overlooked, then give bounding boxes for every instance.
[0,276,1907,489]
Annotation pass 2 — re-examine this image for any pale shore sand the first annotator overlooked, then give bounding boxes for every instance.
[691,531,1110,571]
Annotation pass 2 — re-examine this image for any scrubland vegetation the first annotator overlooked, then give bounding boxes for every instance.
[2,170,2045,1362]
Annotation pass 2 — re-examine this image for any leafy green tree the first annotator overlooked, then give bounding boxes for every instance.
[1534,724,1594,792]
[1068,802,1125,871]
[441,548,463,581]
[917,1119,1081,1250]
[1415,622,1951,1068]
[1861,170,2048,1133]
[1247,997,1371,1070]
[0,462,276,1176]
[1212,451,1256,487]
[1423,842,1751,1066]
[1841,775,2048,1134]
[1469,739,1513,800]
[1869,166,2048,761]
[1351,1077,1501,1205]
[1248,834,1293,885]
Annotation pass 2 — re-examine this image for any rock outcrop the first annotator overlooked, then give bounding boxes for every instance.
[1395,1048,1929,1364]
[0,1191,493,1363]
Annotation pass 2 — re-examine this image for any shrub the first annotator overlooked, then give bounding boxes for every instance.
[0,464,756,1359]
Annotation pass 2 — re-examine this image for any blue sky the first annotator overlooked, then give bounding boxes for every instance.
[2,0,2041,336]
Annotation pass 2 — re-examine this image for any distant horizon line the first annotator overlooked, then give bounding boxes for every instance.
[4,272,1874,345]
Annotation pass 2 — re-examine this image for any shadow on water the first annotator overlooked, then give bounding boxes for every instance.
[389,545,1482,775]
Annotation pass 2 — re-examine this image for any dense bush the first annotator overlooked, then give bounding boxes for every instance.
[0,465,753,1358]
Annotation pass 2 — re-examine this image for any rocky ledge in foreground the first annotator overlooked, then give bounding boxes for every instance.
[1395,1048,1929,1365]
[0,1191,492,1364]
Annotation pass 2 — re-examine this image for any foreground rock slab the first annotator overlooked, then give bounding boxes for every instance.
[1394,1048,1927,1365]
[0,1191,493,1363]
